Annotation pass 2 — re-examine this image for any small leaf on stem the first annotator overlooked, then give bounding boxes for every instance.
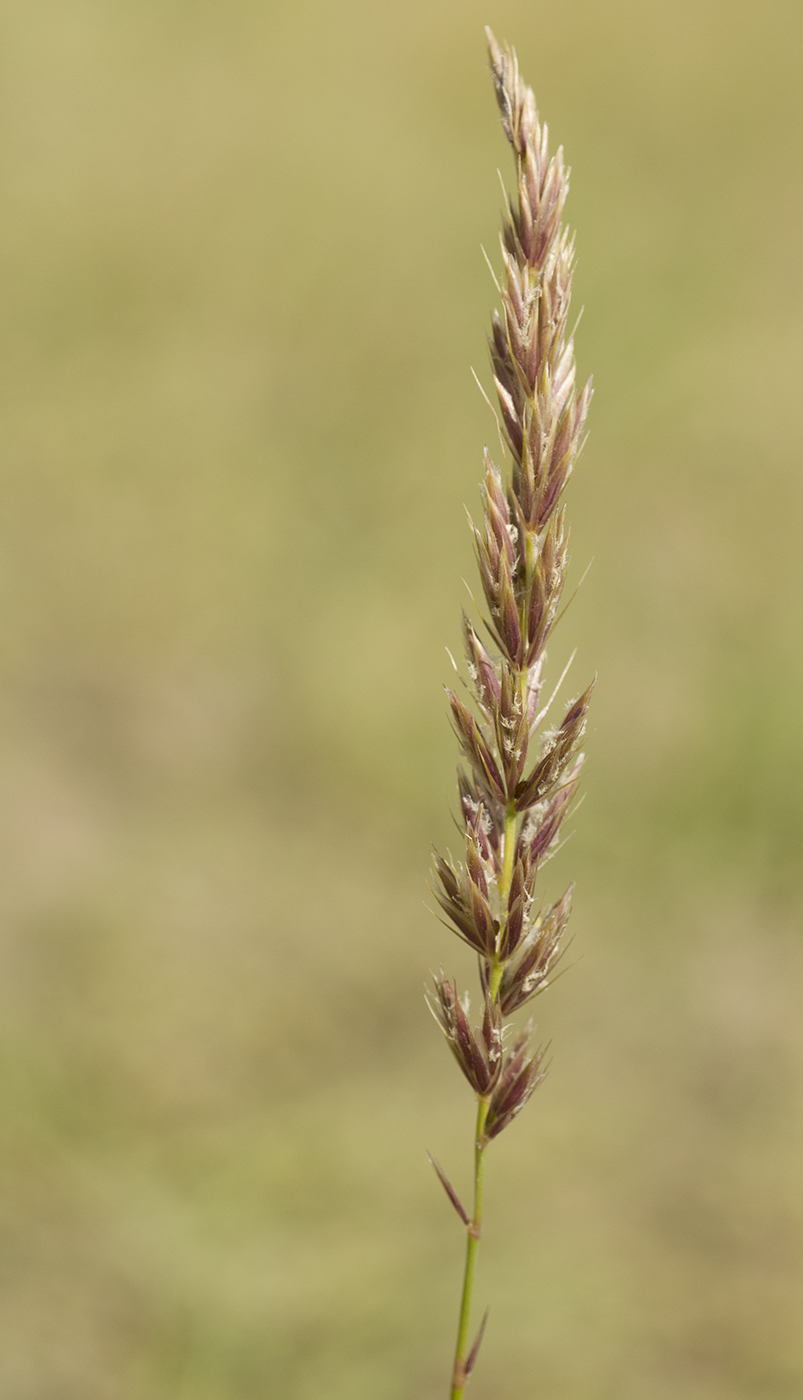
[426,1152,470,1227]
[465,1307,490,1379]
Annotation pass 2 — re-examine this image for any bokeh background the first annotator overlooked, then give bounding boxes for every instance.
[1,1,802,1396]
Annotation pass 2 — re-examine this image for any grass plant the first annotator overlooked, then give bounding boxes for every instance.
[428,31,594,1397]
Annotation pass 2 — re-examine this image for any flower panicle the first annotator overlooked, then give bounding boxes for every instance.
[432,36,592,1091]
[429,33,595,1395]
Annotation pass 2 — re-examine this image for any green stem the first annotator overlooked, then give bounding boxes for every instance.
[500,801,517,904]
[449,806,516,1399]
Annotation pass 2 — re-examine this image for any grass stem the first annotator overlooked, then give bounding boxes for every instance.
[449,820,513,1397]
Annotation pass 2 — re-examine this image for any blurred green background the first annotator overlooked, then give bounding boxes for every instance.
[1,1,802,1396]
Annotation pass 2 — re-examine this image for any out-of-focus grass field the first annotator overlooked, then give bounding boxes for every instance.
[1,1,802,1396]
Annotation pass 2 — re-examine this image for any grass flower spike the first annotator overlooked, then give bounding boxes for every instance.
[429,31,593,1397]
